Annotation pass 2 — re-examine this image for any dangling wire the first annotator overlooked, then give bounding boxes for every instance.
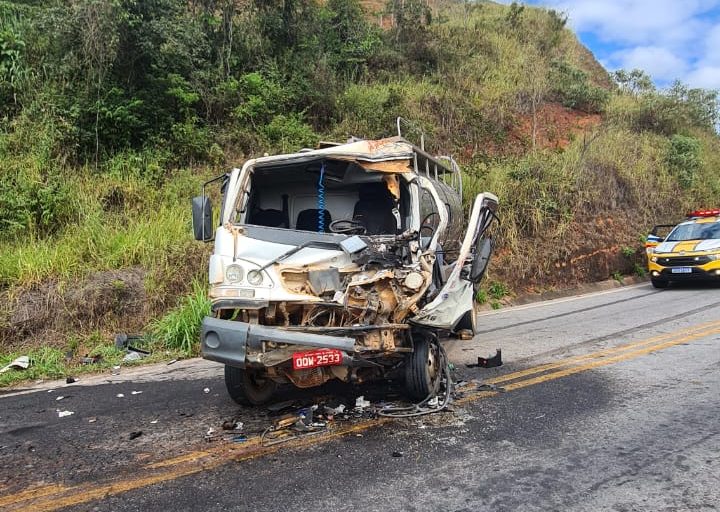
[317,161,326,233]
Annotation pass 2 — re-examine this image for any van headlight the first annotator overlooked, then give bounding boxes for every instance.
[247,270,263,285]
[650,256,658,262]
[225,264,244,283]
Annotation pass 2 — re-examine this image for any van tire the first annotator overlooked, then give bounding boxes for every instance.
[224,366,277,406]
[405,336,440,400]
[651,278,669,289]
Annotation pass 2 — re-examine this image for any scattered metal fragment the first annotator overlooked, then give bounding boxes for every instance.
[0,356,30,373]
[466,349,503,368]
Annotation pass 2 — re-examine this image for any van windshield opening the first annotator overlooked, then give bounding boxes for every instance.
[235,158,410,237]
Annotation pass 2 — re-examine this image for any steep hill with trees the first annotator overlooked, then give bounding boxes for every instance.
[1,0,719,380]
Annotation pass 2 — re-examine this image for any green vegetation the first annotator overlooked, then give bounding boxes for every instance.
[2,0,720,384]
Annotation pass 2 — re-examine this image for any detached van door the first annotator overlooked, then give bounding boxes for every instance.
[411,193,499,333]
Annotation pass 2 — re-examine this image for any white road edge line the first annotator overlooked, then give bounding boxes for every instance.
[477,282,648,317]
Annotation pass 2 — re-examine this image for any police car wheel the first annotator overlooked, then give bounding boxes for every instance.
[651,277,669,289]
[224,365,277,406]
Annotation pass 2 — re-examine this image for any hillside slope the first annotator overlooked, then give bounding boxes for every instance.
[1,0,719,379]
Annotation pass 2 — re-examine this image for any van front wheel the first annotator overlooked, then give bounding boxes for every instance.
[224,366,277,406]
[405,336,441,400]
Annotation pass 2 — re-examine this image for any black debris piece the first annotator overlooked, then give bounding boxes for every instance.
[129,431,143,440]
[466,349,502,368]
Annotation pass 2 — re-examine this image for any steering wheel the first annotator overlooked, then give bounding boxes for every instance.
[419,212,440,249]
[329,219,367,235]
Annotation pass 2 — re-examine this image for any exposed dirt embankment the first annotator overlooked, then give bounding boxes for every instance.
[492,212,646,294]
[0,245,208,352]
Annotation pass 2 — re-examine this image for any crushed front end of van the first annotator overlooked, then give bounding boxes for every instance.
[193,131,498,405]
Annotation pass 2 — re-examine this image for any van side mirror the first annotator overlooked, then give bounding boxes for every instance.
[469,237,493,283]
[192,196,214,241]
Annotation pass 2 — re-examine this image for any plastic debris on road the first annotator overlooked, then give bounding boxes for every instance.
[57,410,74,418]
[0,355,30,374]
[122,351,142,362]
[116,393,125,398]
[355,396,371,409]
[203,387,210,394]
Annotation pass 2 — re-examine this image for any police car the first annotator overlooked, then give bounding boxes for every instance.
[647,209,720,288]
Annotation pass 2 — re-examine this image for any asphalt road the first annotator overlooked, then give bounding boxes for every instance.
[1,281,719,511]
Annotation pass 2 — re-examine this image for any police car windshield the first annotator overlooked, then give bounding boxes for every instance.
[666,220,720,241]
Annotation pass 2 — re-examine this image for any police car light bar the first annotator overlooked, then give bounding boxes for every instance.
[686,209,720,218]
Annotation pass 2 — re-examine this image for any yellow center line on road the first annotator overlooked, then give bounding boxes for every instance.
[2,321,719,511]
[483,319,720,386]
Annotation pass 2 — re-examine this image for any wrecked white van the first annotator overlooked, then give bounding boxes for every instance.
[193,128,498,405]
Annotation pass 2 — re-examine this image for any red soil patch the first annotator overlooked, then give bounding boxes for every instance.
[515,102,601,151]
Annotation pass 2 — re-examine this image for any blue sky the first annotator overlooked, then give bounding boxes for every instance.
[497,0,720,89]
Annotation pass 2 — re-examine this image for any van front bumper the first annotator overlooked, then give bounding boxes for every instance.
[200,317,356,369]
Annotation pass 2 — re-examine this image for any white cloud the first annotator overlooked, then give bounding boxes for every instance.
[549,0,718,46]
[608,46,688,82]
[520,0,720,88]
[685,66,720,88]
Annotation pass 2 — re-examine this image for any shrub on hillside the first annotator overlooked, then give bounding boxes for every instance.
[263,113,319,152]
[666,134,702,189]
[0,174,76,241]
[549,60,609,113]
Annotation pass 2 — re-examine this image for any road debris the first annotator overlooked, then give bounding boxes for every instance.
[167,359,178,365]
[391,451,403,458]
[81,355,103,365]
[355,396,371,409]
[66,376,78,384]
[131,390,143,395]
[55,396,66,401]
[476,383,506,393]
[57,410,74,418]
[129,431,143,440]
[466,349,503,368]
[88,417,97,423]
[0,355,30,373]
[221,420,242,431]
[150,420,158,424]
[111,365,121,375]
[203,387,210,394]
[123,351,143,362]
[116,393,125,398]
